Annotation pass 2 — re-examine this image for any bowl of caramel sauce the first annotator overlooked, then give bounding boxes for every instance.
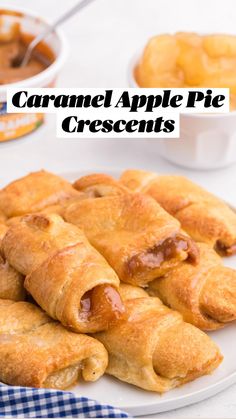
[0,8,67,142]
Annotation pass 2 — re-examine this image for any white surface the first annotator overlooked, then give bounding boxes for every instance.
[1,0,236,417]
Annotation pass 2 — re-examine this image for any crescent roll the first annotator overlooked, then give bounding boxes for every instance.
[0,254,25,301]
[148,243,236,330]
[0,223,25,301]
[0,223,7,243]
[94,284,222,393]
[120,170,236,255]
[73,173,129,197]
[2,213,124,333]
[0,211,6,223]
[0,299,108,389]
[0,170,81,218]
[64,193,199,286]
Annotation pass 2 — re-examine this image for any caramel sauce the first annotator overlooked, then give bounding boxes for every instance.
[0,25,55,85]
[128,233,199,276]
[215,240,236,256]
[80,284,125,329]
[80,294,91,313]
[21,33,55,64]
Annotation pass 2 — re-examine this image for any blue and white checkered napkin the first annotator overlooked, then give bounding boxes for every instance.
[0,384,131,418]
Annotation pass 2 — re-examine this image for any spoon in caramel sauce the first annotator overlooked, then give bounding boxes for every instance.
[19,0,97,68]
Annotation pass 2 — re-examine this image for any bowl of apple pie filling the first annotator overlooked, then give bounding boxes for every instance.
[0,7,67,142]
[129,32,236,170]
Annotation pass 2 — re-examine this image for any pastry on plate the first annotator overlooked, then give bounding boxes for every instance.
[0,254,25,301]
[0,170,81,218]
[0,223,25,301]
[120,169,236,255]
[73,173,129,197]
[0,223,7,243]
[0,211,6,223]
[148,242,236,330]
[2,213,124,333]
[64,192,199,286]
[0,299,108,389]
[95,284,222,393]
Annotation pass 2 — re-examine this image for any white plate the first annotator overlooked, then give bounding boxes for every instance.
[62,170,236,416]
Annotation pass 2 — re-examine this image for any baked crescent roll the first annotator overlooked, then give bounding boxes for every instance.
[0,300,108,389]
[0,223,7,243]
[0,254,25,301]
[73,173,129,197]
[0,223,25,301]
[120,170,236,255]
[148,243,236,330]
[2,214,124,333]
[94,284,222,393]
[0,211,6,223]
[0,299,51,334]
[64,193,199,286]
[0,170,81,218]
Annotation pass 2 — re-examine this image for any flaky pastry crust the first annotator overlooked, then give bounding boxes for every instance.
[0,170,81,218]
[2,213,124,332]
[148,243,236,330]
[65,193,199,286]
[0,223,25,301]
[121,170,236,255]
[94,284,222,392]
[0,300,108,389]
[73,173,130,198]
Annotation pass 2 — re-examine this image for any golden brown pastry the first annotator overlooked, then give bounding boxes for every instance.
[94,284,222,393]
[2,213,124,333]
[148,243,236,330]
[5,195,83,227]
[0,299,51,334]
[0,299,108,389]
[120,169,236,255]
[0,211,6,223]
[0,170,81,218]
[0,254,25,301]
[73,173,129,197]
[5,198,85,225]
[0,223,25,301]
[0,223,7,243]
[64,193,199,286]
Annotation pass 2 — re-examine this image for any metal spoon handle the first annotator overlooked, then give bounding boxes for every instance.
[21,0,96,67]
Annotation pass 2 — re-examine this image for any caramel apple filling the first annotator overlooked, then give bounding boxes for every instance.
[215,240,236,256]
[80,285,125,331]
[127,234,199,283]
[44,364,81,390]
[135,32,236,110]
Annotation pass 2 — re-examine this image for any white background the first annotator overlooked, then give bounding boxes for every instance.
[1,0,236,417]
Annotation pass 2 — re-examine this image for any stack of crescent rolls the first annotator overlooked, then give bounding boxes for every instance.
[1,168,236,393]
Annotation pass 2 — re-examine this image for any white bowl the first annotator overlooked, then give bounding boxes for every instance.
[0,6,67,143]
[128,53,236,170]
